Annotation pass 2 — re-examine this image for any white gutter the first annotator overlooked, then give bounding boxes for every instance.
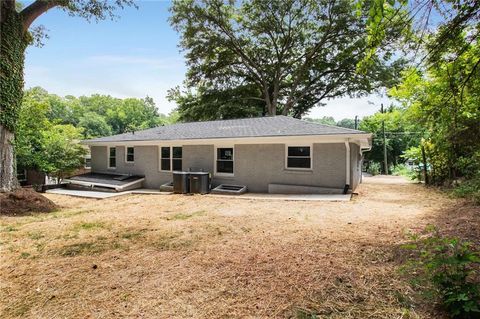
[344,140,350,193]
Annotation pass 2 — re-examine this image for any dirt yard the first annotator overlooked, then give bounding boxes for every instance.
[1,176,479,318]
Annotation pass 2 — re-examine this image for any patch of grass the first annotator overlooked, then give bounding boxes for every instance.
[167,210,206,220]
[121,230,144,240]
[451,177,480,204]
[57,238,123,257]
[28,231,44,240]
[152,232,194,250]
[295,308,318,319]
[20,252,31,259]
[2,225,18,232]
[73,221,106,231]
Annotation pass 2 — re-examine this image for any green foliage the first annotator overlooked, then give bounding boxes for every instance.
[170,0,403,118]
[452,176,480,205]
[304,116,336,126]
[167,85,264,121]
[39,124,87,180]
[359,106,421,171]
[391,164,417,180]
[401,227,480,318]
[358,0,479,73]
[0,7,28,131]
[367,162,381,175]
[389,38,480,184]
[78,112,112,139]
[304,117,358,129]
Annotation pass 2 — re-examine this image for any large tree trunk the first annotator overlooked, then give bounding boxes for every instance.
[0,124,18,192]
[1,1,28,192]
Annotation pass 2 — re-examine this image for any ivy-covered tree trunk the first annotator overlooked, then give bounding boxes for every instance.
[0,2,28,192]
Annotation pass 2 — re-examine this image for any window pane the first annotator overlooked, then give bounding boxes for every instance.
[127,147,134,155]
[161,147,170,159]
[161,159,170,171]
[217,160,233,173]
[172,159,182,171]
[287,157,310,168]
[288,146,310,157]
[85,158,92,168]
[218,148,233,160]
[127,154,134,162]
[110,147,116,157]
[109,158,116,168]
[172,147,182,159]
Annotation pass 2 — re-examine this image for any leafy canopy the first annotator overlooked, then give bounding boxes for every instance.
[170,0,404,119]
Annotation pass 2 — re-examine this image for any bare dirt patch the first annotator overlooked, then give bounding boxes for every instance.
[0,188,57,216]
[0,176,478,318]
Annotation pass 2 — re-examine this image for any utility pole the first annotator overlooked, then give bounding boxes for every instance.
[381,104,388,175]
[354,115,358,130]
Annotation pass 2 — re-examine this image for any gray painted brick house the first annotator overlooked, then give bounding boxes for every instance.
[82,116,372,193]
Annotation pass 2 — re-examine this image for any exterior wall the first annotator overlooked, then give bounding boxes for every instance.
[90,145,170,188]
[90,142,362,192]
[182,145,214,172]
[349,143,361,191]
[213,143,346,192]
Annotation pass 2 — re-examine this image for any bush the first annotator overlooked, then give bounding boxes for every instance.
[452,177,480,205]
[401,226,480,318]
[367,162,381,175]
[392,164,418,181]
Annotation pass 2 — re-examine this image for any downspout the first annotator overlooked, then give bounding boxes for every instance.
[344,140,350,194]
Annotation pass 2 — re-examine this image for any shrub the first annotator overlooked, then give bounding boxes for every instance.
[392,164,418,181]
[367,162,381,175]
[401,226,480,318]
[452,177,480,205]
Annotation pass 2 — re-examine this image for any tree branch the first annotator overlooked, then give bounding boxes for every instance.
[20,0,61,31]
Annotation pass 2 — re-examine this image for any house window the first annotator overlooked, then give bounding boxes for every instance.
[126,147,135,162]
[286,146,311,169]
[17,169,27,182]
[84,155,92,169]
[172,147,182,171]
[108,147,116,168]
[160,146,182,171]
[216,147,234,174]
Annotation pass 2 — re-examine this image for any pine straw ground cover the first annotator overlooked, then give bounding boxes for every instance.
[1,176,478,318]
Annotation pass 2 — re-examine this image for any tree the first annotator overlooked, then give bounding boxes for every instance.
[304,116,336,126]
[169,0,403,119]
[336,118,356,129]
[167,84,264,121]
[15,90,86,180]
[39,124,87,182]
[78,112,112,138]
[105,97,161,134]
[389,38,480,184]
[359,0,479,72]
[360,107,420,171]
[0,0,134,192]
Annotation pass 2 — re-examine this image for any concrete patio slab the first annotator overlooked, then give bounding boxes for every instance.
[46,188,128,199]
[46,188,171,198]
[46,188,350,201]
[206,193,351,201]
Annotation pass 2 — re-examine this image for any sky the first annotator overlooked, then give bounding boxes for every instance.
[24,0,391,121]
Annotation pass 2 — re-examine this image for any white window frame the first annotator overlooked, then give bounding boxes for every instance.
[159,146,182,172]
[285,144,313,170]
[84,154,92,169]
[107,146,116,169]
[125,146,135,163]
[214,145,234,177]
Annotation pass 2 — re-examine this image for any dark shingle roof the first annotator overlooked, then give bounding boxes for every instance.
[84,116,367,143]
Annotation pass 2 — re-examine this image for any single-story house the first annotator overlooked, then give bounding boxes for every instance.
[81,116,372,194]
